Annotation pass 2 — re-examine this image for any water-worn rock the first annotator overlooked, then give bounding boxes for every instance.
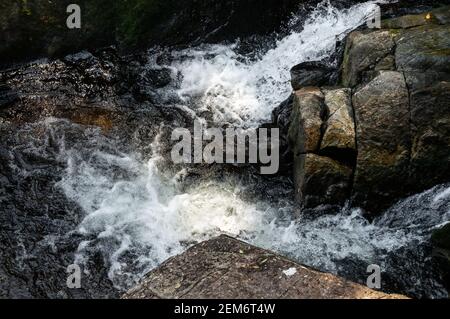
[122,235,407,299]
[341,30,396,87]
[290,61,335,90]
[396,25,450,73]
[287,86,356,208]
[352,71,410,213]
[321,88,355,151]
[286,6,450,214]
[288,87,326,155]
[293,153,353,207]
[395,23,450,193]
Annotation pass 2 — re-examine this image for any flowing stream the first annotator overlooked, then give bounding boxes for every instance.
[29,1,449,298]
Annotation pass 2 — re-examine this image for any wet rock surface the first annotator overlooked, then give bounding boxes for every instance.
[288,87,355,207]
[290,62,336,90]
[352,71,411,213]
[1,2,450,300]
[281,5,450,214]
[0,47,190,298]
[341,30,396,87]
[122,235,407,299]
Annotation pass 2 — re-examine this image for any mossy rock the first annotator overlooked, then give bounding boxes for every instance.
[432,223,450,250]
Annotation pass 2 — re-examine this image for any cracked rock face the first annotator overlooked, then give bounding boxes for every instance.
[321,88,355,151]
[285,6,450,214]
[341,30,396,87]
[288,87,355,208]
[288,87,325,155]
[352,71,411,212]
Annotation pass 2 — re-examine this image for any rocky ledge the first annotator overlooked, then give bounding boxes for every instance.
[277,5,450,214]
[122,235,407,299]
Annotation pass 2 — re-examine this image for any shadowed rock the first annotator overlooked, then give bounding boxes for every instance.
[290,61,335,90]
[293,153,353,207]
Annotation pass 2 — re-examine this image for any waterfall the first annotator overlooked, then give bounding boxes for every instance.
[40,0,449,298]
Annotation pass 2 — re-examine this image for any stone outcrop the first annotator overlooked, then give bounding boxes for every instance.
[285,5,450,214]
[123,235,407,299]
[321,88,355,151]
[351,71,411,212]
[288,87,355,207]
[341,30,396,87]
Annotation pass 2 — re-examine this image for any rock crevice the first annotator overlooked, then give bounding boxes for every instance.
[283,5,450,214]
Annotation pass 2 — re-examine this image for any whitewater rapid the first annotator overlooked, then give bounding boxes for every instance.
[47,0,449,298]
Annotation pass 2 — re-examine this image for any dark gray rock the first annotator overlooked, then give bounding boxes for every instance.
[406,72,450,192]
[396,24,450,73]
[290,61,335,90]
[341,30,396,87]
[293,153,353,207]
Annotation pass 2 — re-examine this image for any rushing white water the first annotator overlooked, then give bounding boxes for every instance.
[170,0,383,126]
[47,0,449,297]
[53,116,449,296]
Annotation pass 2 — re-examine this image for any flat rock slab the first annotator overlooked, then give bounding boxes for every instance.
[123,235,407,299]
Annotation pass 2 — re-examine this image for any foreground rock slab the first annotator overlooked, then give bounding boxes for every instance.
[123,235,407,299]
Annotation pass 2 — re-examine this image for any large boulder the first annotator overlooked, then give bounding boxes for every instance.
[288,86,356,208]
[123,235,407,299]
[396,23,450,193]
[288,87,326,155]
[351,71,411,213]
[321,88,355,152]
[287,6,450,214]
[341,30,396,87]
[293,153,353,207]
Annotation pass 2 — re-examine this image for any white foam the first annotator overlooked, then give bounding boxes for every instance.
[50,1,449,297]
[170,1,383,127]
